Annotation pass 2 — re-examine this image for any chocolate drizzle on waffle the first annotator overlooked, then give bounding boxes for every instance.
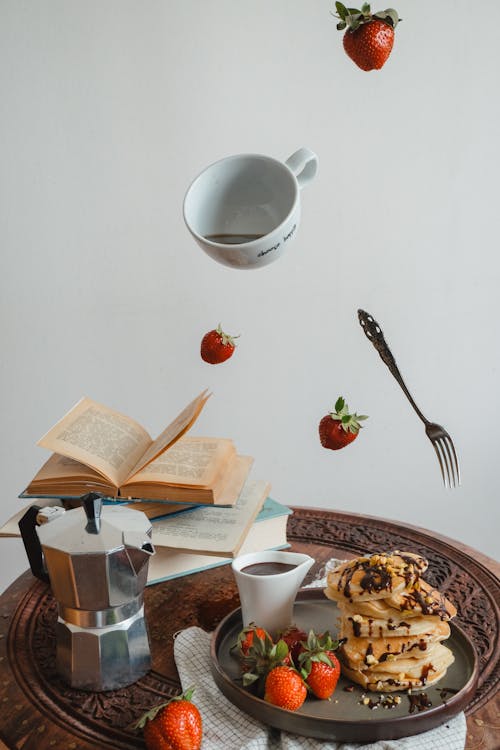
[332,552,428,603]
[324,551,456,693]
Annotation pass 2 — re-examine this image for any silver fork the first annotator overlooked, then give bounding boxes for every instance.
[358,309,460,488]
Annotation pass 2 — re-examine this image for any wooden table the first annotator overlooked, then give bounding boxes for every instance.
[0,508,498,749]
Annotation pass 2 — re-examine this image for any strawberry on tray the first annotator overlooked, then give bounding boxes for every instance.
[233,624,342,711]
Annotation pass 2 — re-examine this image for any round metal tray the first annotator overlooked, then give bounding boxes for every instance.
[210,590,479,743]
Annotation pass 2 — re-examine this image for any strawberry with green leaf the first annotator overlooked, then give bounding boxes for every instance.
[135,687,202,750]
[334,2,400,71]
[239,633,291,697]
[298,631,341,700]
[279,626,308,666]
[236,624,271,657]
[319,397,368,450]
[200,324,239,364]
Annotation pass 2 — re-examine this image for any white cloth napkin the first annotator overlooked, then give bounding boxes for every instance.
[174,627,466,750]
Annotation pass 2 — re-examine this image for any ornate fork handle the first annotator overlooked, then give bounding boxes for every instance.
[357,309,428,426]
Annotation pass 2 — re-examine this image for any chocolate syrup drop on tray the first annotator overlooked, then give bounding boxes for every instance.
[241,562,297,576]
[408,692,432,713]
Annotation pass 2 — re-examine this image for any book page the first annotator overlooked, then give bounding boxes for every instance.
[118,454,252,505]
[38,398,152,487]
[210,454,253,505]
[150,479,270,556]
[29,454,110,482]
[127,390,211,479]
[123,501,193,519]
[123,436,234,488]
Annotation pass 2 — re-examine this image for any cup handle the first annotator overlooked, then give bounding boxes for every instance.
[285,148,318,189]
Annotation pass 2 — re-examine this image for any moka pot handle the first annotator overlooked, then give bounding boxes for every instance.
[18,505,50,583]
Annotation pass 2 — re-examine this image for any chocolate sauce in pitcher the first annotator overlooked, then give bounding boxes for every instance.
[241,562,297,576]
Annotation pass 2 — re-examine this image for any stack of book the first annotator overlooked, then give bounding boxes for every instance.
[5,390,291,585]
[147,494,290,584]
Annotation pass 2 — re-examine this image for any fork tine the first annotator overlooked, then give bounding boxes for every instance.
[431,439,449,488]
[442,434,461,487]
[439,437,456,488]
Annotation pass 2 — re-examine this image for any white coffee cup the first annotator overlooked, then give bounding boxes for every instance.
[183,148,318,270]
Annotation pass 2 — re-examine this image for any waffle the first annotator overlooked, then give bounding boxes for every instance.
[325,552,428,602]
[324,551,456,692]
[341,643,455,692]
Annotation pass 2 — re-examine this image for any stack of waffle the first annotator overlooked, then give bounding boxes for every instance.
[324,551,456,692]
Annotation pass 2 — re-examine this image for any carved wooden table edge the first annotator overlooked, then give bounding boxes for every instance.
[0,506,498,750]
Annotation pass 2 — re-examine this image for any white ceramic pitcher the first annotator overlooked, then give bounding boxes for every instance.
[232,550,314,636]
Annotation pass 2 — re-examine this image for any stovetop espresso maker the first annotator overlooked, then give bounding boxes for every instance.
[19,492,155,691]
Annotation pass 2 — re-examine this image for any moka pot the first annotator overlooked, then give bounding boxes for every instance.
[19,493,155,691]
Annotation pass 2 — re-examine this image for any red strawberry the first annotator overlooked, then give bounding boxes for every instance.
[279,626,308,666]
[237,624,270,656]
[298,631,341,700]
[239,634,291,695]
[318,396,368,450]
[200,324,238,364]
[304,657,341,699]
[264,666,307,711]
[136,688,202,750]
[334,2,400,71]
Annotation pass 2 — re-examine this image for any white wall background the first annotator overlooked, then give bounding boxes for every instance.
[1,0,499,593]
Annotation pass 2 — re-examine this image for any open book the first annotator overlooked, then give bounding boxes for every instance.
[21,391,253,506]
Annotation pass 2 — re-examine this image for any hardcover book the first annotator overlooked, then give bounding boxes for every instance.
[150,478,271,556]
[147,497,292,585]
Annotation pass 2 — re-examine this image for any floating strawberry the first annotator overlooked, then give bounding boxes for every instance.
[135,687,202,750]
[334,2,400,71]
[264,665,307,711]
[318,396,368,450]
[200,324,239,364]
[298,631,341,700]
